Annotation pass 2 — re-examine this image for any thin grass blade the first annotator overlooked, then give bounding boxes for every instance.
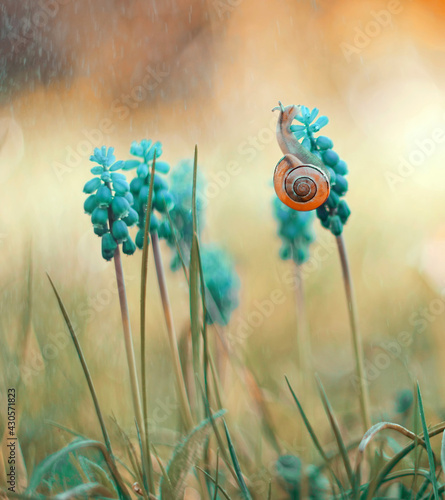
[315,375,354,488]
[46,275,113,459]
[27,439,130,499]
[53,482,115,499]
[223,420,252,500]
[286,376,346,497]
[196,466,232,500]
[189,145,200,380]
[417,383,439,500]
[285,376,328,463]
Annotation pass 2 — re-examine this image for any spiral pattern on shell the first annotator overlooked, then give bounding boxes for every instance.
[274,154,330,212]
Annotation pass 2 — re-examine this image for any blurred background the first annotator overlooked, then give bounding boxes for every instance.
[2,0,445,494]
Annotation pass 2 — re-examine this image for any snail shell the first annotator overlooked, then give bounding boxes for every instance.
[273,102,330,211]
[274,154,330,211]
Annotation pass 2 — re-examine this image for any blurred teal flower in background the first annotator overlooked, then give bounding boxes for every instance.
[200,244,240,326]
[273,197,316,264]
[159,159,206,270]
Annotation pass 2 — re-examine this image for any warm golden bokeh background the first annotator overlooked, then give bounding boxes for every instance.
[3,0,445,493]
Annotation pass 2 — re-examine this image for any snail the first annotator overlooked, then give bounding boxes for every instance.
[273,101,330,211]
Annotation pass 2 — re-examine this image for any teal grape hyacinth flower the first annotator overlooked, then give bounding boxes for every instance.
[158,159,206,271]
[83,146,137,260]
[273,197,316,264]
[123,139,174,249]
[290,105,351,236]
[200,244,240,326]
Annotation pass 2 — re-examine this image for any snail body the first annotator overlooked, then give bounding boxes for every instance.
[273,102,330,212]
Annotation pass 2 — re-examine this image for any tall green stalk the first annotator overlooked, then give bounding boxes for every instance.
[336,234,371,433]
[113,246,145,446]
[140,154,157,495]
[294,263,313,456]
[294,263,311,388]
[151,231,194,431]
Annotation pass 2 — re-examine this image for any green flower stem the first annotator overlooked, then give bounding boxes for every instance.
[113,245,145,442]
[294,263,311,381]
[294,263,313,455]
[140,157,156,496]
[336,234,371,433]
[152,231,194,431]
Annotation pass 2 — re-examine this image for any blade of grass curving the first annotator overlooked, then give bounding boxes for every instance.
[350,468,430,498]
[223,420,252,500]
[267,480,272,500]
[48,418,136,482]
[417,383,439,500]
[140,152,157,496]
[160,410,225,500]
[355,422,428,478]
[27,439,130,499]
[189,144,201,383]
[46,275,113,459]
[45,420,84,439]
[79,451,129,495]
[387,469,430,482]
[315,375,354,489]
[366,422,445,499]
[196,466,232,500]
[285,376,345,496]
[53,482,115,499]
